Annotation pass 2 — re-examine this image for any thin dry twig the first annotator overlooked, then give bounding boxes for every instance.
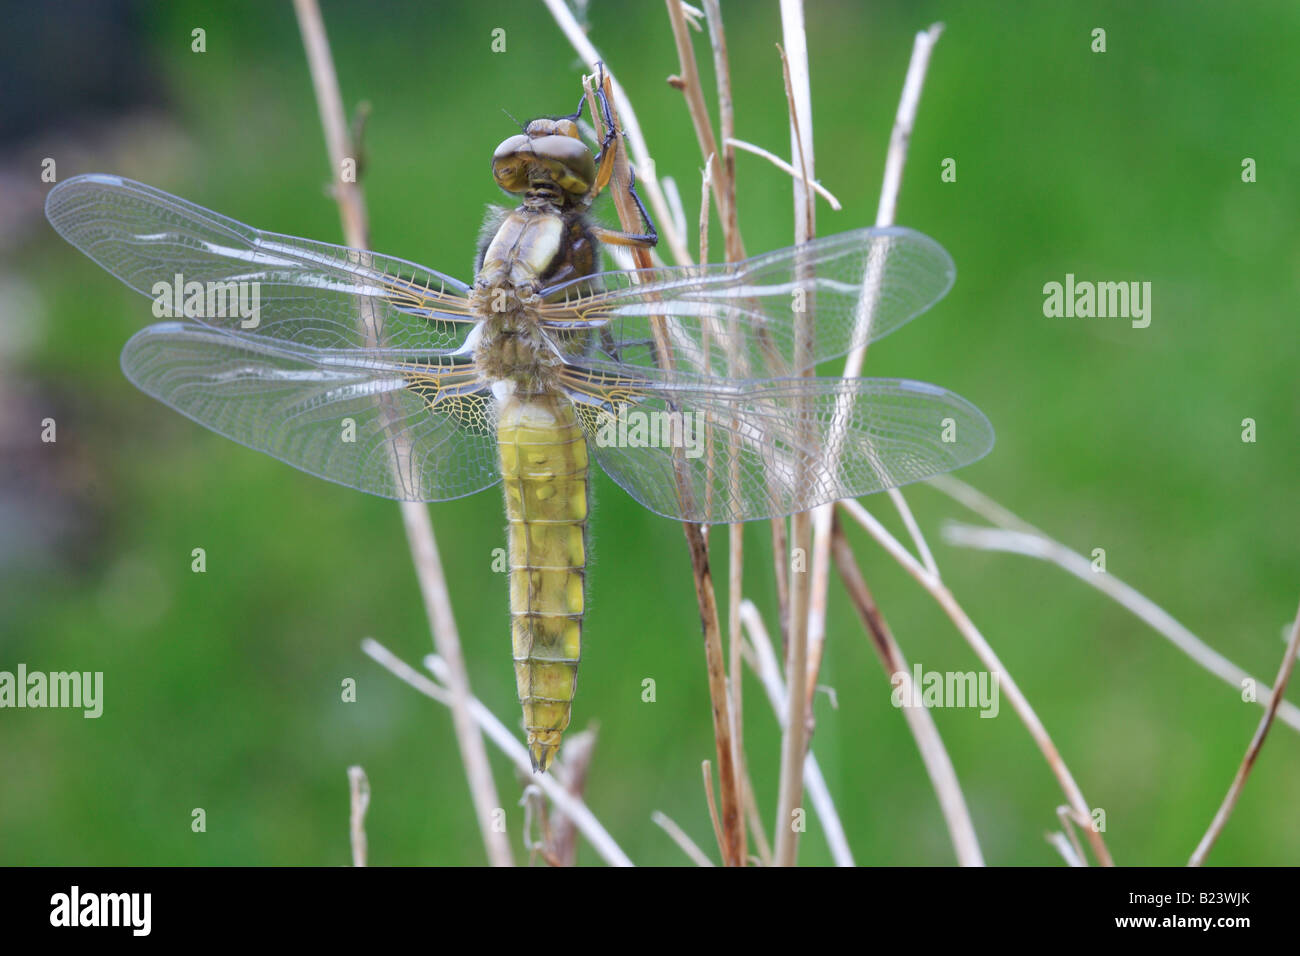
[808,23,946,714]
[1189,598,1300,865]
[702,0,746,262]
[830,516,984,865]
[360,639,634,866]
[291,0,511,868]
[652,811,717,867]
[702,1,759,868]
[547,728,599,867]
[666,0,731,245]
[698,0,757,864]
[840,498,1115,866]
[588,57,745,867]
[740,601,854,866]
[723,137,842,209]
[1056,804,1088,866]
[700,760,726,857]
[541,0,692,265]
[874,23,945,230]
[347,765,370,867]
[1047,831,1086,867]
[771,1,816,869]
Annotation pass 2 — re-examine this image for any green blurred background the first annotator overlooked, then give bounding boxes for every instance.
[1,0,1296,866]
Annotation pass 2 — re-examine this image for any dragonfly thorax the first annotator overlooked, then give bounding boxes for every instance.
[470,202,590,395]
[475,312,562,394]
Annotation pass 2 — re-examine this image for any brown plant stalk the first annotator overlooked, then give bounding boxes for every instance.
[585,66,746,867]
[1189,598,1300,865]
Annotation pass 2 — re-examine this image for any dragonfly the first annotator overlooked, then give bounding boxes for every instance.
[45,82,993,773]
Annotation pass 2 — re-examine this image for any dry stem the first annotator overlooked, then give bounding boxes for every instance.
[652,810,717,866]
[723,137,842,208]
[741,602,855,866]
[941,517,1300,733]
[347,765,370,867]
[292,0,511,867]
[768,1,818,869]
[585,64,745,867]
[829,517,983,865]
[841,499,1115,866]
[807,23,945,709]
[1189,598,1300,865]
[361,640,634,865]
[541,0,692,265]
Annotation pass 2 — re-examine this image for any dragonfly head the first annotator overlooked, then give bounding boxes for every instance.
[491,116,596,199]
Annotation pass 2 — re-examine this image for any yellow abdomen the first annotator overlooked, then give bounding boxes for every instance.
[496,391,588,772]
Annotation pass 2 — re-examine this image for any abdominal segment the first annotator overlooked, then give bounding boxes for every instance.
[496,391,589,773]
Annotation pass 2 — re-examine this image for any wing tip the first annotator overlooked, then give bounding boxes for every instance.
[45,171,126,208]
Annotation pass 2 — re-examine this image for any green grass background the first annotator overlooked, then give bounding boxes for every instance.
[2,0,1297,865]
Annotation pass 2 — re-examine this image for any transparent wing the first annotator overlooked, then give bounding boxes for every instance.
[121,322,500,502]
[46,174,476,353]
[538,227,954,382]
[562,369,993,523]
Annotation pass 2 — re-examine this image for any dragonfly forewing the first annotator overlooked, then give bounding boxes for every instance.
[46,174,478,354]
[121,322,500,501]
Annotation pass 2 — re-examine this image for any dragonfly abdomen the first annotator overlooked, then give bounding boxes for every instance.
[497,391,588,773]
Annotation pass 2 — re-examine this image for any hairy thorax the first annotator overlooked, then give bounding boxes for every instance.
[470,198,592,395]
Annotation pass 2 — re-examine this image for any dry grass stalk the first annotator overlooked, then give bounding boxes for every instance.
[1189,599,1300,865]
[829,516,984,865]
[547,729,599,867]
[347,765,370,866]
[741,602,854,865]
[840,499,1115,866]
[653,810,717,866]
[292,0,512,868]
[941,516,1300,732]
[771,16,818,866]
[361,640,634,865]
[584,64,746,866]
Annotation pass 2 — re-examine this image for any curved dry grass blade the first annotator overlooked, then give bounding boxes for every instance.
[1189,598,1300,865]
[840,499,1115,866]
[941,522,1300,733]
[724,137,842,209]
[1047,831,1086,867]
[652,811,717,866]
[360,640,634,866]
[830,517,984,865]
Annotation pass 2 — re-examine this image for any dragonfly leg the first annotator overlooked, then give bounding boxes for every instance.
[584,69,658,249]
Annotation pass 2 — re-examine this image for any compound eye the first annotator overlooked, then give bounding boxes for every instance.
[552,119,580,139]
[491,134,533,192]
[527,135,596,195]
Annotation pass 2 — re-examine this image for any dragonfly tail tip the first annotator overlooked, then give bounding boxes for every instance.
[528,738,559,774]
